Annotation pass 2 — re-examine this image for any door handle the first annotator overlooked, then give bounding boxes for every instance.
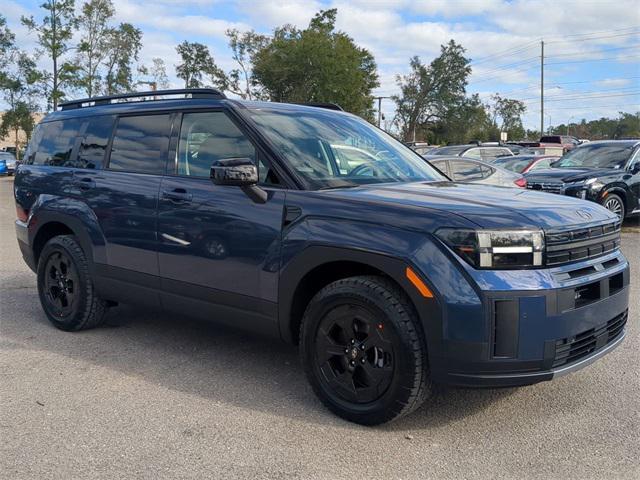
[162,189,193,202]
[75,177,96,189]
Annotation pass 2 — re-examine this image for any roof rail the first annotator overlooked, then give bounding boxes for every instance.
[302,102,344,111]
[59,88,226,111]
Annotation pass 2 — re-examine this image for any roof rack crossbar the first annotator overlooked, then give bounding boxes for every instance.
[59,88,226,110]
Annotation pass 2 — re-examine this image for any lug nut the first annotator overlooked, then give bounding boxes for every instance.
[350,360,355,367]
[360,344,365,350]
[350,339,355,344]
[360,358,366,364]
[344,348,349,354]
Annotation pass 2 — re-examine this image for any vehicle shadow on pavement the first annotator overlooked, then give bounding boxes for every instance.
[2,275,517,429]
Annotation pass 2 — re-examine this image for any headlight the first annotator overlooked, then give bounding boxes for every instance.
[436,228,544,269]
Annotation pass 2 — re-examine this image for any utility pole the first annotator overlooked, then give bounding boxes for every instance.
[374,96,390,128]
[540,40,544,136]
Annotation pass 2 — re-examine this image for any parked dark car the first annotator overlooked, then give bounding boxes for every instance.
[493,155,560,174]
[14,89,630,425]
[428,156,527,187]
[525,140,640,219]
[428,144,514,161]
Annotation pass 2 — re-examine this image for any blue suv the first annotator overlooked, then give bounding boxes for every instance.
[14,89,630,425]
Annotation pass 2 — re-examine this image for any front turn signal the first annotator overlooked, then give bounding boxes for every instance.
[405,267,434,298]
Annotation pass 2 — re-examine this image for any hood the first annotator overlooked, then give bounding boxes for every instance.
[320,181,616,229]
[524,167,620,183]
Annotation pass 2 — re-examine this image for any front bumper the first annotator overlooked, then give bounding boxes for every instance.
[413,240,630,388]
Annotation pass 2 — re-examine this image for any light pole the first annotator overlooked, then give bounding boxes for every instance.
[567,115,574,136]
[545,114,552,134]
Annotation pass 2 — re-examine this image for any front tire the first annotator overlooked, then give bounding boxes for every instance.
[300,276,431,425]
[37,235,108,331]
[601,193,625,219]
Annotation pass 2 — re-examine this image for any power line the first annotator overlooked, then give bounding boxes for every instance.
[469,28,640,67]
[523,91,640,105]
[471,56,539,77]
[546,44,640,58]
[513,86,640,102]
[544,25,640,40]
[542,103,640,111]
[469,41,539,66]
[545,55,640,66]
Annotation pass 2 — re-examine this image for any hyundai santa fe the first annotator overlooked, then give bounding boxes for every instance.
[14,89,630,425]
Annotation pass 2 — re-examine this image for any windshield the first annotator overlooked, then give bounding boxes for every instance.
[248,107,446,189]
[553,143,634,169]
[430,145,468,156]
[492,156,534,173]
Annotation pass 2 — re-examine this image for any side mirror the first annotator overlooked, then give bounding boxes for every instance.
[630,163,640,174]
[210,157,267,204]
[210,157,258,186]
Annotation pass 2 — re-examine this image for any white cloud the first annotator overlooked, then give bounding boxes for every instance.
[594,78,632,88]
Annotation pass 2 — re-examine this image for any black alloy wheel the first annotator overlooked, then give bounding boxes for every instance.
[37,235,108,331]
[42,250,79,319]
[300,276,431,425]
[314,303,394,404]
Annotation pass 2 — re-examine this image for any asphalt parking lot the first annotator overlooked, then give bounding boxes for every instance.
[0,175,638,480]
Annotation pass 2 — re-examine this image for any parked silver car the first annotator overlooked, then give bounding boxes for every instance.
[427,156,527,188]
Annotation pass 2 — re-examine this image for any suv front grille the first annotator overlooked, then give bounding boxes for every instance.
[553,310,627,368]
[545,220,621,266]
[527,182,564,194]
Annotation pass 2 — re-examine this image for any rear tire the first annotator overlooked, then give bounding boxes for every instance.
[300,275,431,425]
[37,235,108,331]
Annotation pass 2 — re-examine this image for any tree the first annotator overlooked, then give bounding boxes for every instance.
[252,9,379,119]
[0,102,36,155]
[1,52,43,158]
[76,0,115,97]
[22,0,78,109]
[102,23,143,94]
[148,57,170,90]
[0,14,15,70]
[430,94,496,144]
[175,41,224,89]
[222,29,269,99]
[489,93,526,140]
[392,40,471,141]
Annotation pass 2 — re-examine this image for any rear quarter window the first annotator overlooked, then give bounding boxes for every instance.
[28,119,83,166]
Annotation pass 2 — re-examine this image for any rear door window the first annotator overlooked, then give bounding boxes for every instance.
[450,160,484,181]
[29,119,83,166]
[108,114,171,174]
[76,115,115,170]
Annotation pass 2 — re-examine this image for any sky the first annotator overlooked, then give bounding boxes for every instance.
[3,0,640,130]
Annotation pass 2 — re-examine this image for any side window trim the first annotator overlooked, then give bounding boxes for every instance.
[167,112,182,176]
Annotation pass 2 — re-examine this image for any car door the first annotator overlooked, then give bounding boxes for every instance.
[157,110,285,332]
[626,148,640,213]
[75,113,171,305]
